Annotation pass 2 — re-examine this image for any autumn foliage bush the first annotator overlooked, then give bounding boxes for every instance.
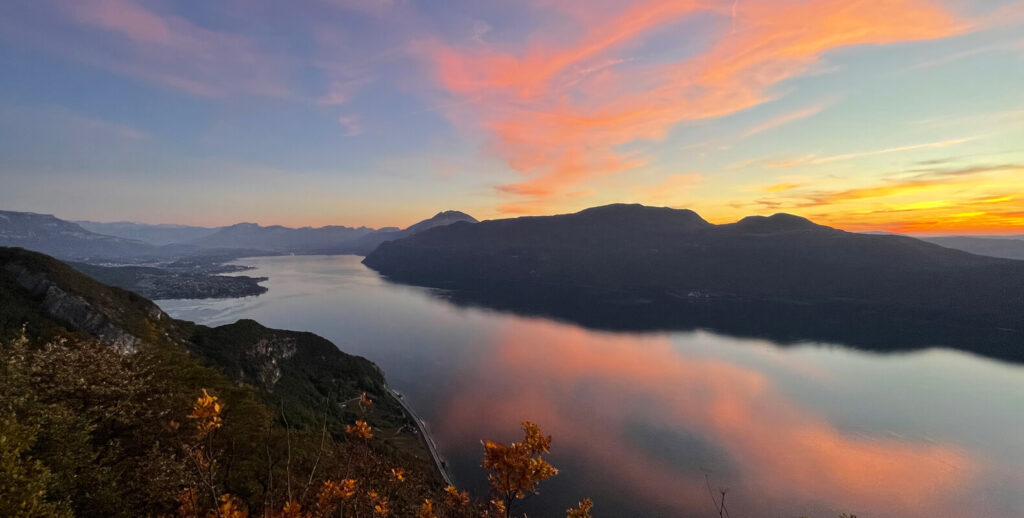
[174,385,589,518]
[0,331,590,518]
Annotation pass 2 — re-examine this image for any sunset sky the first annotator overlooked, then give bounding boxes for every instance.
[1,0,1022,233]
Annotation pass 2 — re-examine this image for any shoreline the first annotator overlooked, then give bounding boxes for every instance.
[389,389,456,487]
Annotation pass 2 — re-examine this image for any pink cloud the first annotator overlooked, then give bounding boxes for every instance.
[425,0,966,212]
[71,0,178,46]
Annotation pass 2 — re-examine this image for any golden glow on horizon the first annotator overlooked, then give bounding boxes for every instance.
[740,164,1024,234]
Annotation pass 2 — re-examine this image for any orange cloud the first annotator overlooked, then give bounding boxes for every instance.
[734,163,1024,233]
[764,182,801,192]
[427,0,965,211]
[797,179,955,207]
[434,320,978,516]
[837,206,1024,234]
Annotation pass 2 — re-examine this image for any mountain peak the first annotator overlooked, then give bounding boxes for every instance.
[732,213,824,233]
[432,210,475,220]
[405,210,478,233]
[572,204,711,230]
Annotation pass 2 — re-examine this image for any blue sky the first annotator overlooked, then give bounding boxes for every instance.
[0,0,1022,232]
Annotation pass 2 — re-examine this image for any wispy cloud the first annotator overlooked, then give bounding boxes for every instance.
[765,136,983,168]
[319,0,397,16]
[909,37,1024,70]
[470,20,492,45]
[425,0,965,210]
[707,99,836,160]
[795,179,957,207]
[317,77,374,106]
[907,163,1023,180]
[813,137,982,164]
[0,104,149,142]
[786,163,1019,207]
[763,182,801,193]
[0,0,290,97]
[738,101,831,140]
[741,162,1024,233]
[912,109,1024,128]
[71,114,148,141]
[338,115,364,136]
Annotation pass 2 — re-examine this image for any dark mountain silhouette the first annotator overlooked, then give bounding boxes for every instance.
[324,210,478,255]
[75,220,220,245]
[404,210,479,233]
[364,204,1024,346]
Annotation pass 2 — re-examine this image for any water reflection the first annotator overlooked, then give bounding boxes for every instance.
[427,285,1024,365]
[158,256,1024,518]
[434,320,978,517]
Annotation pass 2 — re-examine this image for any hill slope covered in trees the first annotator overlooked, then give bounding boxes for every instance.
[0,246,443,516]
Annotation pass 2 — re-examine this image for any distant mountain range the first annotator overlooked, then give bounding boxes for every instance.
[11,208,1022,264]
[75,220,220,245]
[919,235,1024,260]
[181,211,476,254]
[0,209,478,261]
[186,222,377,253]
[364,204,1024,337]
[324,210,479,255]
[0,210,159,261]
[0,208,479,299]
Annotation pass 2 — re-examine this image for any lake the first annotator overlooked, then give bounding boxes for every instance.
[157,255,1024,518]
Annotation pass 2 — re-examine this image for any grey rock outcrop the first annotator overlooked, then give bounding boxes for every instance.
[4,262,144,353]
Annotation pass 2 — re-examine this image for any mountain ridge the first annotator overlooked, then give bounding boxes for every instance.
[0,210,159,261]
[319,209,479,255]
[74,220,220,245]
[363,204,1024,336]
[187,222,376,252]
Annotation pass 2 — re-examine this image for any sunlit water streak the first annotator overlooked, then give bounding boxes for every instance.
[157,255,1024,518]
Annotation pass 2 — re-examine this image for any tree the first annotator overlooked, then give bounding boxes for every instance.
[482,421,559,518]
[0,412,72,518]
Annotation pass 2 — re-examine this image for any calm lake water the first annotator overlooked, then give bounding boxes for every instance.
[157,255,1024,518]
